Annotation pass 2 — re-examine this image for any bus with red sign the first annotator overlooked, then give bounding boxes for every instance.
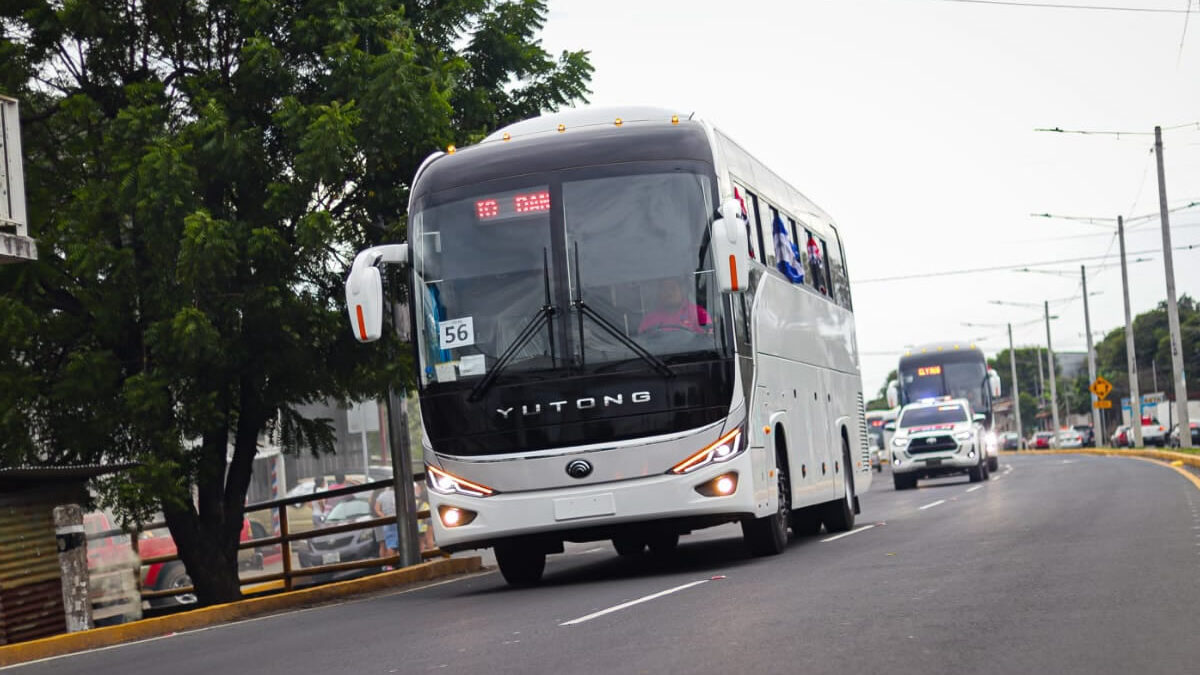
[887,343,1002,468]
[345,106,871,585]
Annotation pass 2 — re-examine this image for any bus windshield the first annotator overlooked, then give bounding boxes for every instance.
[900,359,988,414]
[412,167,725,387]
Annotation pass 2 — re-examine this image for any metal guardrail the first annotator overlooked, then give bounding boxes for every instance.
[88,474,441,604]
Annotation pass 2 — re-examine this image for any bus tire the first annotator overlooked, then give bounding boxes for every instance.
[790,505,823,536]
[612,536,644,557]
[822,437,857,533]
[494,541,545,586]
[742,444,791,556]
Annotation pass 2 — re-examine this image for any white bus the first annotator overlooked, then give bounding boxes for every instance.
[345,107,871,585]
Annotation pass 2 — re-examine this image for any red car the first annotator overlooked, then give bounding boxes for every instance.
[1032,431,1054,449]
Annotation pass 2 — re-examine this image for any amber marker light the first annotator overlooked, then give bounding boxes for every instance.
[614,117,623,126]
[670,427,744,474]
[426,465,496,497]
[557,123,566,133]
[671,114,679,125]
[502,132,512,141]
[446,144,456,154]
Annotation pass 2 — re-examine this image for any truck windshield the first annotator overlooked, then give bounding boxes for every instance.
[412,167,725,387]
[899,405,968,427]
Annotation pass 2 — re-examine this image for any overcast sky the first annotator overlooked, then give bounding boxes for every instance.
[539,0,1200,396]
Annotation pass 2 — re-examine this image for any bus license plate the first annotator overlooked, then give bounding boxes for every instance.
[553,494,616,521]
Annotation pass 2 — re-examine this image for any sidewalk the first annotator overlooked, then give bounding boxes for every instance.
[0,556,483,668]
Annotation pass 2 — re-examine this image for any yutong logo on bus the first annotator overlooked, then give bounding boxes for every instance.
[496,391,652,419]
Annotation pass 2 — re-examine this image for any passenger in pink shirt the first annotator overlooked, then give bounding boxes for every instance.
[638,278,711,334]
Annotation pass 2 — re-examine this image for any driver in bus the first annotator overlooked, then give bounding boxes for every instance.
[638,277,711,334]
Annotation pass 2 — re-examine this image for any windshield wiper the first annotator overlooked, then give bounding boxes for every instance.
[571,243,674,379]
[468,249,557,402]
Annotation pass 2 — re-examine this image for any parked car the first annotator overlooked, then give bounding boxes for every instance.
[139,517,260,608]
[1000,432,1021,450]
[1031,431,1055,449]
[1057,429,1084,449]
[1169,422,1200,448]
[1072,425,1096,448]
[296,497,382,582]
[1140,418,1168,447]
[1111,425,1130,448]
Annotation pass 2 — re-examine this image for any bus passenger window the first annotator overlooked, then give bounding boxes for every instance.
[804,230,829,296]
[734,185,758,262]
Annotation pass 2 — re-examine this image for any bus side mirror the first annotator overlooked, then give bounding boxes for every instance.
[711,199,749,294]
[346,244,408,343]
[886,380,899,409]
[988,369,1002,398]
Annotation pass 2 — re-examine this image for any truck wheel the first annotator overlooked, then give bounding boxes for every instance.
[893,473,914,490]
[987,456,999,472]
[968,461,984,483]
[494,541,545,587]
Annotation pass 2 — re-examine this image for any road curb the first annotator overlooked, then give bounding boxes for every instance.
[1014,448,1200,489]
[0,556,483,668]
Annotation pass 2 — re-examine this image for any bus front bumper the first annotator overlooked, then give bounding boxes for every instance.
[429,451,760,552]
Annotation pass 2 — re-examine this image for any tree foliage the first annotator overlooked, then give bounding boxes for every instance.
[1094,295,1200,404]
[0,0,590,604]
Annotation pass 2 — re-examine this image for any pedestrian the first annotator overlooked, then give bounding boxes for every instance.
[375,487,398,567]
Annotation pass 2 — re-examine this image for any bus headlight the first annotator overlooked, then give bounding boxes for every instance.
[670,427,744,474]
[426,465,496,497]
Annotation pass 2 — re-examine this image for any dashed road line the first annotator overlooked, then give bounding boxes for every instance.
[919,499,946,511]
[560,579,711,626]
[965,486,983,493]
[821,524,876,542]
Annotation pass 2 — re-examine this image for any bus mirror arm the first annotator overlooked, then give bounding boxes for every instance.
[710,199,749,294]
[346,243,408,343]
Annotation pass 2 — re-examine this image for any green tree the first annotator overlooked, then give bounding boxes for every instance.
[1094,296,1200,407]
[0,0,590,605]
[865,368,897,411]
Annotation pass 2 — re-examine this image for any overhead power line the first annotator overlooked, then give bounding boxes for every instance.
[1034,121,1200,136]
[851,246,1188,284]
[927,0,1200,12]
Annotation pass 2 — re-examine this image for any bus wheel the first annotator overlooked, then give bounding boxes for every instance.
[823,438,857,533]
[790,505,823,536]
[742,450,790,556]
[612,536,645,557]
[647,532,680,556]
[494,541,545,586]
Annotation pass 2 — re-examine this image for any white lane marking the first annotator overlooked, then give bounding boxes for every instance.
[965,486,983,493]
[919,499,946,510]
[821,524,876,542]
[560,579,711,626]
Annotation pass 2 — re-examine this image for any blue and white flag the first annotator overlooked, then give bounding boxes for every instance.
[773,214,805,284]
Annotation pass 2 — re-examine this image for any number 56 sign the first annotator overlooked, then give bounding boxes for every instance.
[438,317,475,349]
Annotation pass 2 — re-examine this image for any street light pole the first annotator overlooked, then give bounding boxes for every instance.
[1118,216,1144,448]
[1081,265,1102,437]
[1045,301,1061,445]
[1009,323,1023,441]
[1154,126,1191,448]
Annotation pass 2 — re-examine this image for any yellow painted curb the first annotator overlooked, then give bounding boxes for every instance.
[1015,448,1200,490]
[0,556,483,668]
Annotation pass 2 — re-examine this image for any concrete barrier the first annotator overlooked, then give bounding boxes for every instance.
[0,556,483,667]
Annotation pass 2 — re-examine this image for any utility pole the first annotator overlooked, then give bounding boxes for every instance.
[1045,301,1061,445]
[1082,266,1102,437]
[1154,126,1191,448]
[1009,323,1023,441]
[1036,347,1046,429]
[1118,216,1143,447]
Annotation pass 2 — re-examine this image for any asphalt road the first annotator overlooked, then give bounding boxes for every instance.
[11,453,1200,675]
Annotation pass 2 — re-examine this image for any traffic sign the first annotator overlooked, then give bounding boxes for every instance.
[1094,400,1113,409]
[1090,376,1113,400]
